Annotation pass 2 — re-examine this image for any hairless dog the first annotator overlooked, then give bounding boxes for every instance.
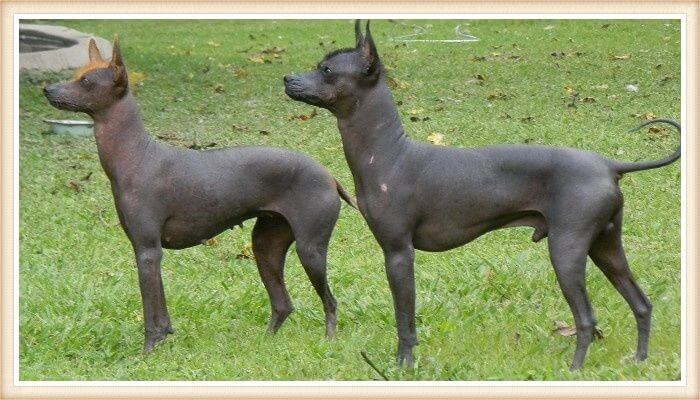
[284,20,680,370]
[44,38,356,353]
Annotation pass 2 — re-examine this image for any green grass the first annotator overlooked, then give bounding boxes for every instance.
[19,19,681,381]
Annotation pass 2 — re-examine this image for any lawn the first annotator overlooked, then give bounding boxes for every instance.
[18,19,681,381]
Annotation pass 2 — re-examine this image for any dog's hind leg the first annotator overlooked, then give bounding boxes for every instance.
[287,198,340,339]
[547,226,600,371]
[589,211,652,362]
[252,215,295,334]
[295,240,338,339]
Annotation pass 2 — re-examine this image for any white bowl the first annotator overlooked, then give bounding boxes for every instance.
[43,119,93,137]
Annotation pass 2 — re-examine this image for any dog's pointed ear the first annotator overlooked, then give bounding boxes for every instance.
[87,38,103,62]
[359,20,380,77]
[109,35,128,91]
[109,35,124,68]
[354,19,364,47]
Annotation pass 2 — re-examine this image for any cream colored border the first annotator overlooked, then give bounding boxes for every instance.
[2,1,697,399]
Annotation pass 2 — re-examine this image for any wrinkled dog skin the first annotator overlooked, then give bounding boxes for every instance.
[285,20,680,370]
[45,37,357,353]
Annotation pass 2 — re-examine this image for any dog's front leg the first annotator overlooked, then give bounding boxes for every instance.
[134,245,173,353]
[384,244,417,367]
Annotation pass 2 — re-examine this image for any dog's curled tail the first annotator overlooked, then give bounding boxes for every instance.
[335,179,358,209]
[613,119,681,174]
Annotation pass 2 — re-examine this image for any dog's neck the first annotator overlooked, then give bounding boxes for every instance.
[91,92,153,185]
[336,80,412,185]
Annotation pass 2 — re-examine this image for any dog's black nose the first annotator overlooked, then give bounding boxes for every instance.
[283,75,292,84]
[43,86,49,95]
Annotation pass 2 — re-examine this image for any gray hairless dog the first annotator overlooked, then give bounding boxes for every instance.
[44,38,356,353]
[284,20,681,370]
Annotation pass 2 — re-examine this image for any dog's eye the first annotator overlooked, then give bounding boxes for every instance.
[322,66,332,74]
[80,77,90,87]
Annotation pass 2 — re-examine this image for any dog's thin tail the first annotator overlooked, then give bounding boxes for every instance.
[612,119,681,174]
[335,179,358,209]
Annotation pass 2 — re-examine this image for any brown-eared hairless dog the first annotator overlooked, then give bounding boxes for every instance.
[284,20,680,370]
[44,37,357,353]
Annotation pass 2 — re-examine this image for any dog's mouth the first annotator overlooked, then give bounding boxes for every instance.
[44,94,81,112]
[284,84,324,107]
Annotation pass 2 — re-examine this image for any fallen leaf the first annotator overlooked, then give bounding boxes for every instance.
[128,71,146,87]
[261,46,286,55]
[207,41,221,48]
[648,126,669,138]
[248,55,265,64]
[204,238,218,246]
[387,76,410,89]
[468,55,487,62]
[289,109,318,121]
[581,96,596,103]
[474,73,486,81]
[626,84,639,92]
[610,54,631,61]
[259,130,271,135]
[213,83,225,93]
[233,68,248,79]
[66,180,81,192]
[236,242,254,260]
[553,321,577,337]
[409,108,424,115]
[487,91,507,101]
[80,171,93,181]
[564,85,575,94]
[427,132,445,145]
[231,124,249,132]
